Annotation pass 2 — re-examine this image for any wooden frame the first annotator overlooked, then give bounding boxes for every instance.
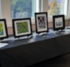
[12,18,32,38]
[53,15,65,31]
[35,12,48,34]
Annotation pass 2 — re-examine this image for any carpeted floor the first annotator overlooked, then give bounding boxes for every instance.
[28,53,70,67]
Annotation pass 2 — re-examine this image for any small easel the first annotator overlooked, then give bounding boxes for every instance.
[37,32,48,38]
[0,38,4,43]
[38,32,47,36]
[0,38,8,48]
[17,35,33,40]
[54,29,65,34]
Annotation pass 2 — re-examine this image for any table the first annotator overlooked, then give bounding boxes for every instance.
[0,29,70,67]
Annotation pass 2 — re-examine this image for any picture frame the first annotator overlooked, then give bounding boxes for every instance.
[0,19,8,39]
[35,12,48,34]
[12,18,32,38]
[53,15,65,31]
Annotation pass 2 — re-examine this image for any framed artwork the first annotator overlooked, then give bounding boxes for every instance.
[35,12,48,34]
[12,18,32,38]
[0,19,8,39]
[53,15,65,31]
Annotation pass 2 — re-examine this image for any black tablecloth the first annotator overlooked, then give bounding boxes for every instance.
[0,29,70,67]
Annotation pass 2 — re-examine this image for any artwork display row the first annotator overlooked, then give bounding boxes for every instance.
[0,12,65,40]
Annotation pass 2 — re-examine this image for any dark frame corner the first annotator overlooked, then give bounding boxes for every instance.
[53,15,65,31]
[0,19,8,40]
[12,18,32,38]
[35,12,49,34]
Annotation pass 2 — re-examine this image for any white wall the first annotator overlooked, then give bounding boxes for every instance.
[1,0,12,27]
[1,0,45,26]
[43,0,48,12]
[67,0,70,18]
[0,0,1,18]
[0,0,69,27]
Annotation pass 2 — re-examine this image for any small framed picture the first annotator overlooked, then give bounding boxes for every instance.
[0,19,8,39]
[35,12,48,34]
[53,15,65,31]
[12,18,32,38]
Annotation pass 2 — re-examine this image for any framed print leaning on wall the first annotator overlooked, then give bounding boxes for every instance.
[53,15,65,31]
[35,12,48,34]
[12,18,32,38]
[0,19,8,39]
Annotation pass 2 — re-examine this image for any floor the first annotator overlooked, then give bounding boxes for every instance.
[28,53,70,67]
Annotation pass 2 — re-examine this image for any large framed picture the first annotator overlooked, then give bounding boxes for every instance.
[0,19,8,39]
[12,18,32,38]
[35,12,48,34]
[53,15,65,31]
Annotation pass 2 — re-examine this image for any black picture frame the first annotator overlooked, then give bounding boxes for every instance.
[53,15,65,31]
[0,19,8,40]
[35,12,48,34]
[12,18,32,38]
